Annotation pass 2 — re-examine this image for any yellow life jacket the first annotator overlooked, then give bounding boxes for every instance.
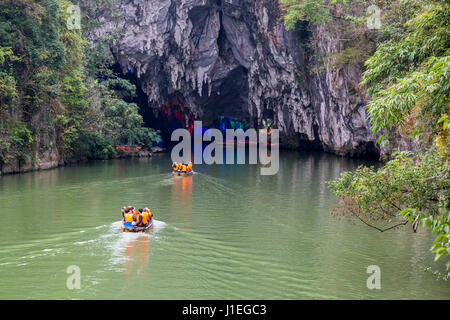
[181,165,187,172]
[187,164,193,171]
[124,212,134,223]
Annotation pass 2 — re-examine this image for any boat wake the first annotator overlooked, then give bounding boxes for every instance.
[109,219,167,234]
[90,219,169,272]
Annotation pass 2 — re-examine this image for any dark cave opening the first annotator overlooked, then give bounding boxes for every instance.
[111,60,252,148]
[111,63,184,147]
[198,66,250,129]
[354,141,380,160]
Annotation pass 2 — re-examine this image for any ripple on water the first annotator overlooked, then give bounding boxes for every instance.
[1,154,448,299]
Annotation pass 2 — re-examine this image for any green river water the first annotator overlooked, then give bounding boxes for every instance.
[0,151,448,299]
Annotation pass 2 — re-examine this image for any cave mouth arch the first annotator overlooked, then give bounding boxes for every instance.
[198,66,251,129]
[111,56,252,146]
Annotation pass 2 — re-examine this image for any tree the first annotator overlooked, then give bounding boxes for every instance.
[328,149,449,268]
[0,0,162,166]
[327,0,449,271]
[280,0,332,27]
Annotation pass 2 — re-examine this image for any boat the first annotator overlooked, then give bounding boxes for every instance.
[172,170,193,177]
[122,220,153,233]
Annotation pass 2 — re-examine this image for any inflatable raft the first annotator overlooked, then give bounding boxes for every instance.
[172,171,193,177]
[122,220,153,233]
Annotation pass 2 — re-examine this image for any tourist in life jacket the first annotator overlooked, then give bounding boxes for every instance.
[123,208,134,228]
[144,207,152,221]
[172,162,179,172]
[187,162,193,172]
[181,163,188,173]
[140,208,151,228]
[134,208,144,227]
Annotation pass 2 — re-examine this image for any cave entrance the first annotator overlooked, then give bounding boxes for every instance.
[199,66,251,130]
[111,52,252,148]
[111,63,187,147]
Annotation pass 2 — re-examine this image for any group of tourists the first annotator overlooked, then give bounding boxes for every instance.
[172,162,193,174]
[120,161,194,232]
[122,206,153,229]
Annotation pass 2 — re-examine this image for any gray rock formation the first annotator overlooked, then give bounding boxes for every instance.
[83,0,379,158]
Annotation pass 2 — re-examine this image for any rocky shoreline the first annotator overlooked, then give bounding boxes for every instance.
[0,147,166,176]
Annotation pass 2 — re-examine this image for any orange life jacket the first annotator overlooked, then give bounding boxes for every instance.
[141,211,149,225]
[181,165,187,172]
[134,212,144,226]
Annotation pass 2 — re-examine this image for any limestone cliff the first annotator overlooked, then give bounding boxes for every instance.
[83,0,379,158]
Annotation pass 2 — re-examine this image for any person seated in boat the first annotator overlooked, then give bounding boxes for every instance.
[144,207,153,222]
[181,163,188,174]
[123,208,134,228]
[133,208,144,227]
[172,162,179,172]
[187,162,193,173]
[140,208,151,228]
[129,206,138,221]
[125,206,132,217]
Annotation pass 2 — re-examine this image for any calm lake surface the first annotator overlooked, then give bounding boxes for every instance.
[0,151,448,299]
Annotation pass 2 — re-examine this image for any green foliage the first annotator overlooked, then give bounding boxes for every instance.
[136,127,163,150]
[0,69,19,112]
[83,34,117,78]
[73,131,116,160]
[11,124,33,150]
[328,148,450,268]
[0,122,34,164]
[99,95,161,149]
[362,1,450,142]
[328,0,450,271]
[102,78,137,101]
[0,0,161,167]
[280,0,380,70]
[280,0,332,28]
[329,149,449,220]
[280,0,428,71]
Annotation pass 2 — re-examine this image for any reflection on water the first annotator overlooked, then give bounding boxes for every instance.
[124,234,150,277]
[0,152,448,299]
[172,175,193,229]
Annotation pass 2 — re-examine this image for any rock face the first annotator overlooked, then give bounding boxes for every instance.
[83,0,379,158]
[0,104,64,175]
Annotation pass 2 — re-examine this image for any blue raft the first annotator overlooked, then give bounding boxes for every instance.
[122,220,153,233]
[172,170,193,177]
